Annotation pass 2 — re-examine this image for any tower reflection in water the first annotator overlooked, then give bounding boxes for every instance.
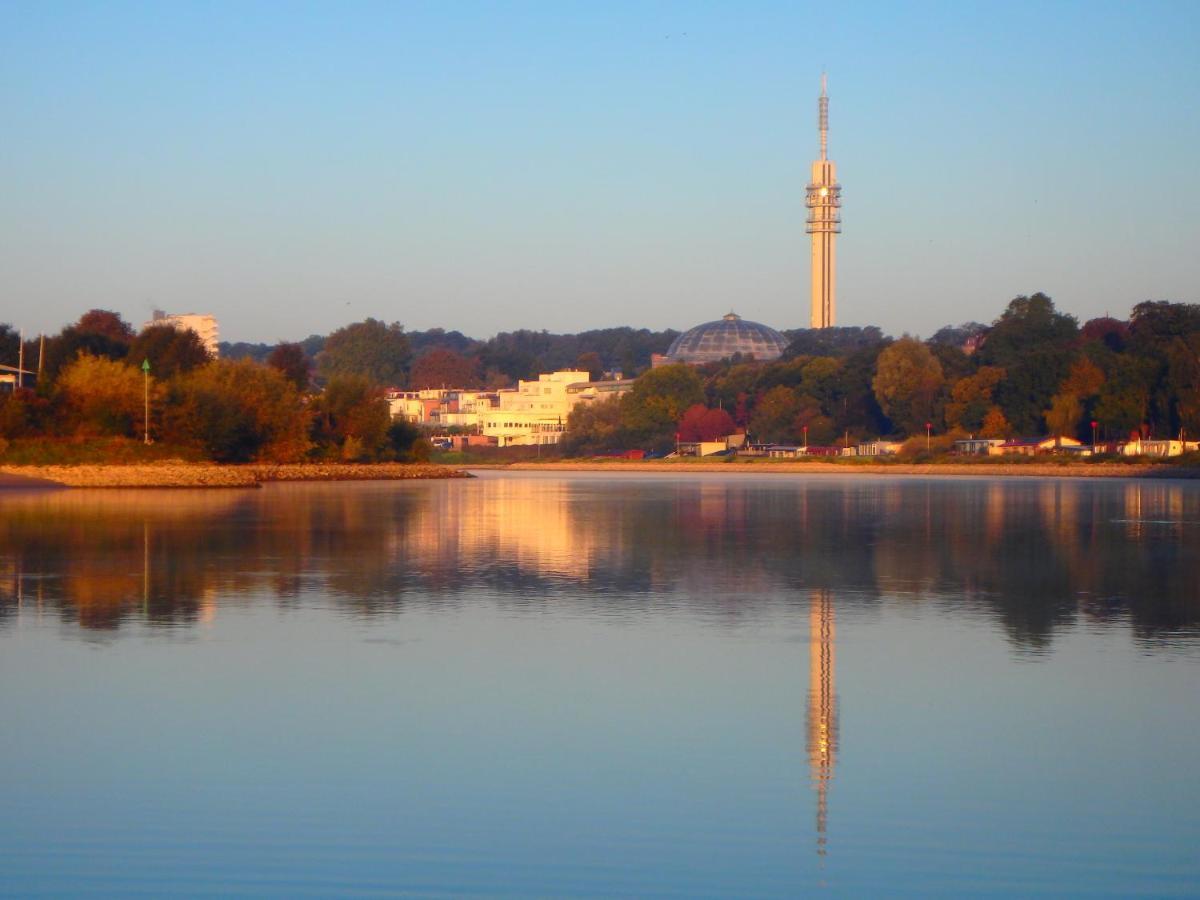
[807,588,837,858]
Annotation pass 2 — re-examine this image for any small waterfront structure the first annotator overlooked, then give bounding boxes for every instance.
[677,434,746,457]
[1121,438,1199,457]
[856,440,902,456]
[954,438,1006,456]
[0,363,36,392]
[997,436,1083,456]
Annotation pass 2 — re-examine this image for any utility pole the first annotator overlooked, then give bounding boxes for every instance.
[17,330,24,389]
[142,358,152,444]
[37,334,45,382]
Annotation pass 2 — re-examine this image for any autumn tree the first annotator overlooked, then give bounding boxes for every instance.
[267,343,312,392]
[129,324,212,380]
[54,355,148,437]
[872,337,945,436]
[794,394,837,445]
[77,309,135,345]
[0,388,52,438]
[1044,358,1105,437]
[408,348,481,390]
[945,366,1006,432]
[164,359,310,462]
[318,319,411,386]
[980,406,1011,438]
[677,404,736,442]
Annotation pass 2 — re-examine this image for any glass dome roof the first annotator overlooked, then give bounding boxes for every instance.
[666,312,789,364]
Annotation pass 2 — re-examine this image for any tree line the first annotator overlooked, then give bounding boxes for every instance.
[223,323,680,388]
[564,294,1200,454]
[4,293,1197,461]
[0,312,425,463]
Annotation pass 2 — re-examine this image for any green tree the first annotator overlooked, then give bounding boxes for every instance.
[575,351,605,382]
[750,385,802,443]
[129,324,212,380]
[563,397,627,455]
[620,364,704,449]
[1166,333,1200,435]
[310,374,392,460]
[1094,355,1158,437]
[318,318,411,386]
[266,342,312,392]
[872,337,945,436]
[164,359,310,462]
[979,293,1079,434]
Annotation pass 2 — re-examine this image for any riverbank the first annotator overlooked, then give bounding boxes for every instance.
[0,462,470,488]
[488,459,1200,479]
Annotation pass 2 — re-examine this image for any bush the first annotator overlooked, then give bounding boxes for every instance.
[164,359,310,462]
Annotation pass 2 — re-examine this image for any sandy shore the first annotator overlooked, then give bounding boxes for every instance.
[491,460,1200,479]
[0,462,470,488]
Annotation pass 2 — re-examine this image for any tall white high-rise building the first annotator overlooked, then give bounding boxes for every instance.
[806,75,842,329]
[143,310,220,356]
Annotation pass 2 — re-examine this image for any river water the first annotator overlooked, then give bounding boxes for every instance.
[1,472,1198,897]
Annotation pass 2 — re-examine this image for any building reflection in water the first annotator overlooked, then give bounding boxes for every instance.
[807,587,837,859]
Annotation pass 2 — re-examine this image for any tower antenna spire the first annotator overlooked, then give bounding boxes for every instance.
[806,72,840,329]
[819,72,829,160]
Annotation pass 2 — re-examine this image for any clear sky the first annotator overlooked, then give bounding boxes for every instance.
[2,1,1198,344]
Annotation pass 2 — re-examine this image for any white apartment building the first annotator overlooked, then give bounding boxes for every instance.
[479,370,591,447]
[143,310,220,356]
[386,371,634,447]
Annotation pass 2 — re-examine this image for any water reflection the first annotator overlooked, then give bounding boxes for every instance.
[807,588,837,859]
[1,475,1198,649]
[2,474,1199,895]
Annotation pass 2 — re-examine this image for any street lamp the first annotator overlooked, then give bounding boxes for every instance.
[925,421,932,453]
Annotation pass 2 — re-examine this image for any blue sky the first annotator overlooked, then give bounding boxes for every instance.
[2,1,1198,343]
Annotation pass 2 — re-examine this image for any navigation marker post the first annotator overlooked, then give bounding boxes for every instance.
[142,358,152,445]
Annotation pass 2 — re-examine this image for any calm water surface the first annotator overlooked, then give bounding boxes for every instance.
[1,472,1198,897]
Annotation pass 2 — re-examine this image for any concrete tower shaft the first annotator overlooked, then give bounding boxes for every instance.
[806,75,841,329]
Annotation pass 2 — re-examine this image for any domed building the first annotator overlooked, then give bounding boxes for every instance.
[664,312,789,365]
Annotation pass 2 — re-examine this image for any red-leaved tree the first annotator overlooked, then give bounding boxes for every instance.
[677,404,736,441]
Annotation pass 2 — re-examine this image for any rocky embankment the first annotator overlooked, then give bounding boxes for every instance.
[0,462,470,488]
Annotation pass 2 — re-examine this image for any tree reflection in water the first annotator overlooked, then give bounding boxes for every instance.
[0,476,1197,650]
